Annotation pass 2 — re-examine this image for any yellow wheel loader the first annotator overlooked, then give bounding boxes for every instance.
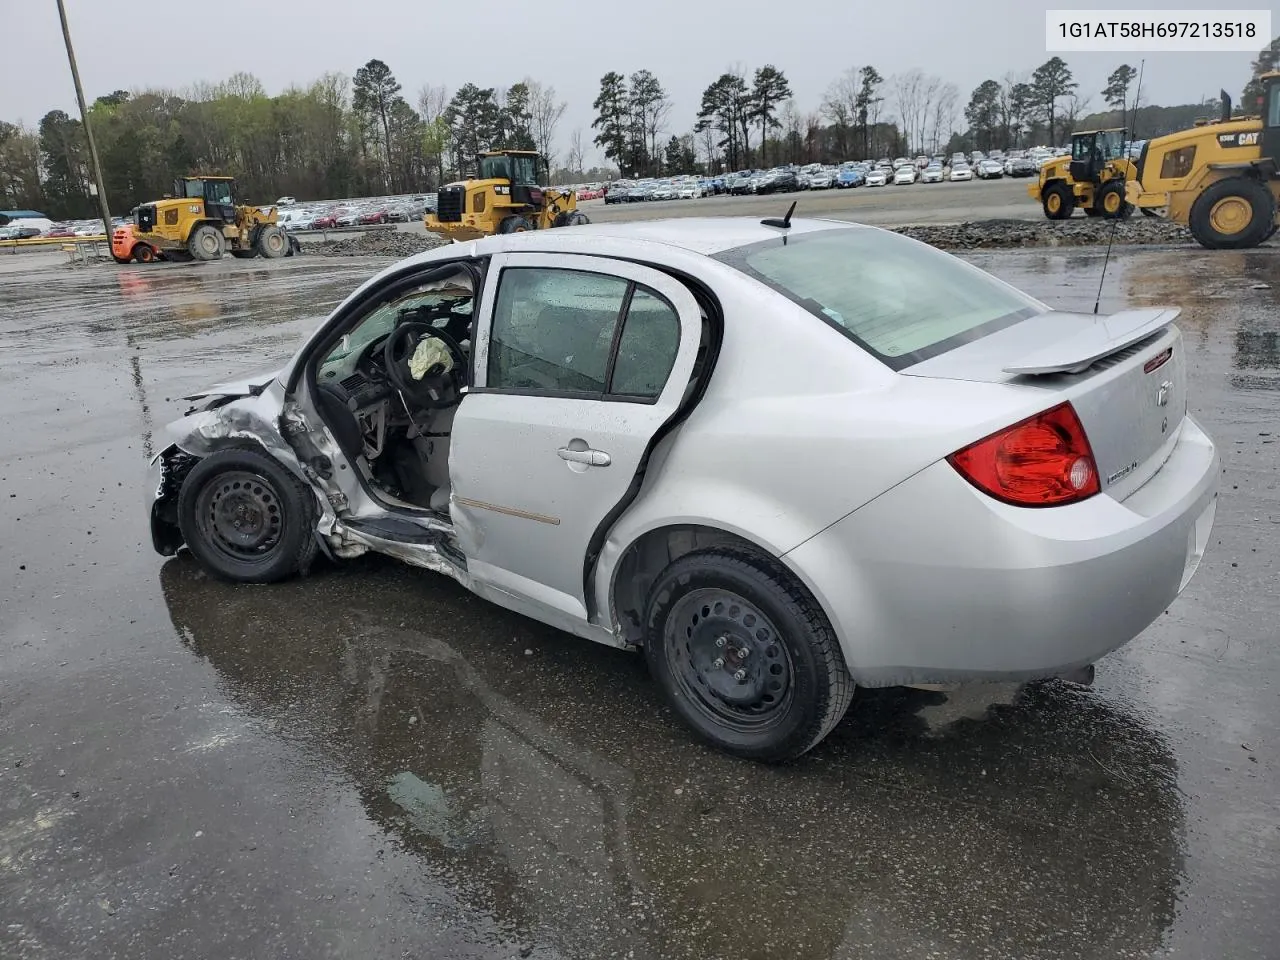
[1029,128,1137,220]
[133,176,289,261]
[424,150,589,242]
[1124,74,1280,249]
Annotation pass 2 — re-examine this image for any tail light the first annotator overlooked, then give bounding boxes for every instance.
[947,402,1100,507]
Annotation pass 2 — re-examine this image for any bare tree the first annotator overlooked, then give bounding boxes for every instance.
[567,127,585,177]
[698,122,720,172]
[928,82,959,154]
[893,69,924,154]
[779,99,803,164]
[417,83,449,183]
[524,78,567,169]
[821,68,859,159]
[1060,93,1091,140]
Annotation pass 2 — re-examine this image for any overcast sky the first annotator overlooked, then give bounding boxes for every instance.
[4,0,1264,163]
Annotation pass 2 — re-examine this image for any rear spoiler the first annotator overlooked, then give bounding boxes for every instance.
[1003,308,1180,376]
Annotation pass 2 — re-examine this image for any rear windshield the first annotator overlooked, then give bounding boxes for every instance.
[715,228,1041,369]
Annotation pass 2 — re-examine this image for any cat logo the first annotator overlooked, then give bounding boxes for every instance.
[1217,131,1260,148]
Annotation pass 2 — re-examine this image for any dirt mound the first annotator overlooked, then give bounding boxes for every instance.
[891,217,1193,249]
[309,230,449,258]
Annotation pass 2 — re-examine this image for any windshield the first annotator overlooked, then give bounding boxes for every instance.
[715,228,1041,369]
[479,154,539,184]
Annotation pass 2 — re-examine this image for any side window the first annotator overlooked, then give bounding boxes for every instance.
[609,288,680,399]
[488,268,629,393]
[1160,146,1195,180]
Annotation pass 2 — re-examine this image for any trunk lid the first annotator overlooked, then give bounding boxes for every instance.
[903,308,1186,499]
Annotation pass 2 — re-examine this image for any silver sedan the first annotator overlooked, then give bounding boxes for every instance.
[146,217,1218,760]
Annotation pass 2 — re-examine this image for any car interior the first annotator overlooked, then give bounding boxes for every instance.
[312,266,477,515]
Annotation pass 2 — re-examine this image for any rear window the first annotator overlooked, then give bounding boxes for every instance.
[715,228,1041,369]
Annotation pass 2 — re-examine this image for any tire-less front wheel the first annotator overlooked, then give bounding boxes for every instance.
[177,446,318,583]
[643,548,854,761]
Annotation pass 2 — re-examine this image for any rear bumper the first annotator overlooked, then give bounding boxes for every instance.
[787,416,1219,687]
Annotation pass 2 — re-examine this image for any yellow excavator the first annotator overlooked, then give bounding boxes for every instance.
[425,149,589,241]
[1030,128,1137,219]
[1125,72,1280,249]
[134,176,289,261]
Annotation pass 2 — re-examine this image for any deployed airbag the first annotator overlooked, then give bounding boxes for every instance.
[409,338,454,380]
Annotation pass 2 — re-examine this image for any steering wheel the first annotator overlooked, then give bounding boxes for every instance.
[383,321,468,410]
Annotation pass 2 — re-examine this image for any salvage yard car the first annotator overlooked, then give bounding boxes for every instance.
[147,217,1218,762]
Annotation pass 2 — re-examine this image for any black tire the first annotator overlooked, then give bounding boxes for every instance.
[230,250,258,259]
[1189,177,1276,250]
[1042,181,1074,220]
[177,445,318,584]
[187,224,224,261]
[1096,180,1131,219]
[643,547,854,762]
[255,224,288,258]
[133,244,157,263]
[498,215,533,233]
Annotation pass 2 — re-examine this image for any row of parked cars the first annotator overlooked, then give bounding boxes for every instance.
[274,194,437,231]
[596,148,1066,202]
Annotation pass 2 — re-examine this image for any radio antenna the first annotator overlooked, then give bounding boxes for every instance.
[1093,59,1144,315]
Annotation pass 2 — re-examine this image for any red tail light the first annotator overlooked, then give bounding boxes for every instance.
[947,402,1100,507]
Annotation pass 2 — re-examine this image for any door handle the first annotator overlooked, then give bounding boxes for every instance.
[558,446,611,467]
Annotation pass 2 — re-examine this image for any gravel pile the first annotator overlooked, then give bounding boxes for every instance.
[891,217,1192,249]
[306,216,1197,259]
[309,230,449,258]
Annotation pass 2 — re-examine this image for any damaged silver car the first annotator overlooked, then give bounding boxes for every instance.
[148,217,1218,760]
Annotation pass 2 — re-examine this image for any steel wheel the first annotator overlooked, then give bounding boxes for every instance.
[192,228,221,258]
[1209,196,1251,236]
[194,469,284,567]
[666,587,795,733]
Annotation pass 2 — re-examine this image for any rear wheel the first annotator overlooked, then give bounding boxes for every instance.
[187,224,224,261]
[177,446,318,583]
[1042,182,1074,220]
[230,249,258,259]
[133,244,156,263]
[643,548,855,761]
[255,225,288,258]
[1189,177,1276,250]
[498,215,533,233]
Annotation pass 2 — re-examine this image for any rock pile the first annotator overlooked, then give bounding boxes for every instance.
[891,217,1193,250]
[309,230,449,258]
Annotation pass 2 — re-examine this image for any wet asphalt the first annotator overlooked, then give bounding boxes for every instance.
[1,243,1278,960]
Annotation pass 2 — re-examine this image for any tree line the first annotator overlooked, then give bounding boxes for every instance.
[2,38,1275,220]
[0,60,574,220]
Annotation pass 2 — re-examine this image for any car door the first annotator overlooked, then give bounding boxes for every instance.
[450,251,703,629]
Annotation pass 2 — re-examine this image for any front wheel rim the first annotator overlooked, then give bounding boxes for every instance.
[666,588,794,732]
[195,470,284,565]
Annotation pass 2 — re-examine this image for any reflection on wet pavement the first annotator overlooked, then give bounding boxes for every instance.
[160,556,1182,960]
[2,247,1278,960]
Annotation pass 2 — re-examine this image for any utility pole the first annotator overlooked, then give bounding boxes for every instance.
[56,0,113,242]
